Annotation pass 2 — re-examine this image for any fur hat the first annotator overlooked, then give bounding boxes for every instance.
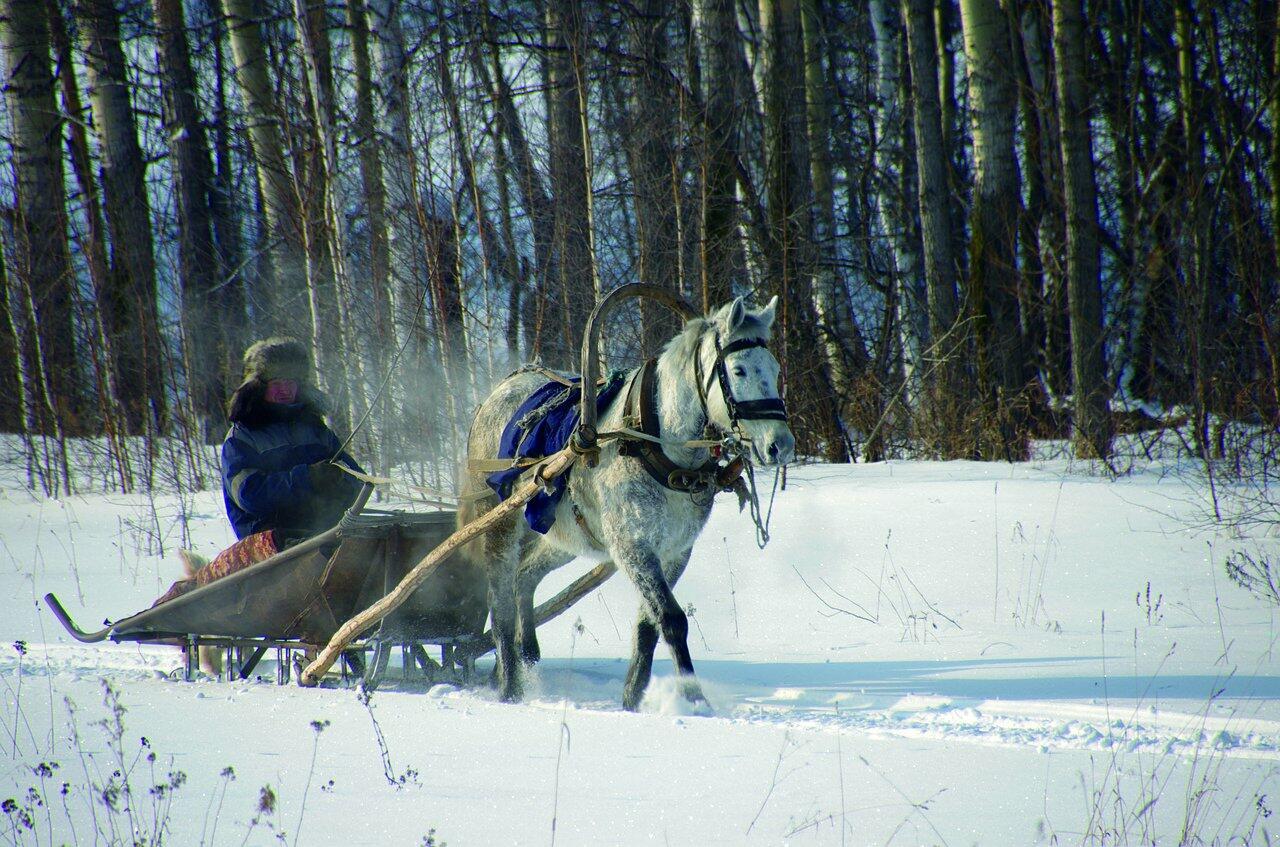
[227,337,325,425]
[241,337,312,383]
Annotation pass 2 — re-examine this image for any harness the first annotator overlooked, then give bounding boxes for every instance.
[618,358,737,495]
[471,332,790,512]
[619,334,789,498]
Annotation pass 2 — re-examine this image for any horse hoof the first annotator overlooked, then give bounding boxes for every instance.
[685,696,714,717]
[680,681,713,715]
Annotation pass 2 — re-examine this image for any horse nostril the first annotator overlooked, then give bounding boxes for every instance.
[768,442,780,462]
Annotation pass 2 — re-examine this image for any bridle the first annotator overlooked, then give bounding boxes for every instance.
[693,334,790,436]
[616,330,787,499]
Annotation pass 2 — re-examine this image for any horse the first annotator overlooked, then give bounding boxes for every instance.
[457,296,795,709]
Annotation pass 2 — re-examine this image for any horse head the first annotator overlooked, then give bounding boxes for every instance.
[700,296,796,466]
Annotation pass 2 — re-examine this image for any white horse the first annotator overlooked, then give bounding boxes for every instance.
[458,296,795,708]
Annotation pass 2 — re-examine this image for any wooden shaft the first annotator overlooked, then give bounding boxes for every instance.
[534,561,617,625]
[457,560,618,659]
[299,446,579,686]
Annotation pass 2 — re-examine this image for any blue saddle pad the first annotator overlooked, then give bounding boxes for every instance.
[487,372,626,534]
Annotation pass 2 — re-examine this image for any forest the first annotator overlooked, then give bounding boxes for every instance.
[1,0,1276,496]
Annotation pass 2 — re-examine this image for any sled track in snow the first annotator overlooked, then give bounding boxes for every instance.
[7,643,1278,764]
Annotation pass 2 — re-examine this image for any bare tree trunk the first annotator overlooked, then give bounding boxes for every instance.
[208,0,246,389]
[463,10,524,365]
[626,0,682,356]
[0,228,18,431]
[1015,0,1069,401]
[437,17,490,400]
[1052,0,1110,459]
[802,0,869,405]
[469,0,555,360]
[3,226,65,494]
[759,0,848,462]
[696,0,748,310]
[935,0,967,275]
[870,0,926,388]
[345,0,395,463]
[545,0,596,369]
[959,0,1032,460]
[346,0,390,344]
[438,14,499,384]
[2,0,81,434]
[366,0,438,459]
[153,0,227,442]
[294,0,359,438]
[1265,2,1280,416]
[49,4,132,483]
[1174,0,1211,455]
[75,0,167,434]
[220,0,305,326]
[903,0,964,453]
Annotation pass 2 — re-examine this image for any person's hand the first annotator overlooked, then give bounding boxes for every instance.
[307,461,347,491]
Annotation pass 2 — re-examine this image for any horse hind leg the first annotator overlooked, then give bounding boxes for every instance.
[515,546,572,665]
[483,528,524,702]
[622,614,659,711]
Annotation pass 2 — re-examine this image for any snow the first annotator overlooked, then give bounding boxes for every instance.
[1,452,1277,845]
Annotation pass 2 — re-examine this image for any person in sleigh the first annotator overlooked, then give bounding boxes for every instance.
[155,337,364,609]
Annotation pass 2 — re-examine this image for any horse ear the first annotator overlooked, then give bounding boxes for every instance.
[757,295,779,330]
[723,296,747,334]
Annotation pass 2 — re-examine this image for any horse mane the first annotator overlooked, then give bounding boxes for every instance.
[660,309,772,366]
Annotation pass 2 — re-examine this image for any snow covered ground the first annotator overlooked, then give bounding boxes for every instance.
[1,449,1277,845]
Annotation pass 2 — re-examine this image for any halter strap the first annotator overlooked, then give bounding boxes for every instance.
[703,336,790,425]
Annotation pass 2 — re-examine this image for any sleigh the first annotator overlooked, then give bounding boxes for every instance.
[42,487,487,686]
[43,482,619,687]
[44,284,746,692]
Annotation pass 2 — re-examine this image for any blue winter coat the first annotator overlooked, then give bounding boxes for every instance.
[221,413,363,541]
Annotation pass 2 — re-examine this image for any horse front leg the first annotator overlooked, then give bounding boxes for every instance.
[622,614,659,711]
[617,543,707,710]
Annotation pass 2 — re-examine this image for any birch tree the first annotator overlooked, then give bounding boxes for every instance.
[75,0,166,432]
[802,0,868,406]
[1,0,80,433]
[1052,0,1110,459]
[220,0,305,325]
[960,0,1032,459]
[869,0,925,386]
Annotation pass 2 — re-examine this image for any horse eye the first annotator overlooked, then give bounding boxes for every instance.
[732,367,746,377]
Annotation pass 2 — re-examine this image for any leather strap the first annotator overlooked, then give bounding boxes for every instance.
[619,359,741,495]
[711,337,789,424]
